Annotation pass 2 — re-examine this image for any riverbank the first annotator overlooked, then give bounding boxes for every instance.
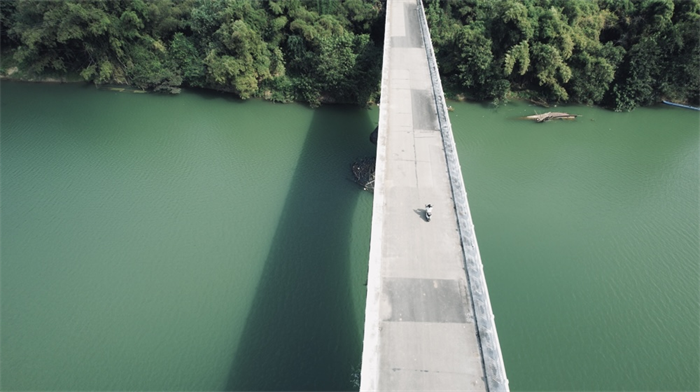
[1,60,691,110]
[0,52,84,85]
[0,68,373,106]
[442,82,700,111]
[0,70,84,84]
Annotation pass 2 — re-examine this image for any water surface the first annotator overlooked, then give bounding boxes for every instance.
[2,82,698,391]
[1,82,376,390]
[450,101,699,391]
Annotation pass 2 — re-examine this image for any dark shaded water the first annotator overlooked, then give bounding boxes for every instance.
[225,107,373,390]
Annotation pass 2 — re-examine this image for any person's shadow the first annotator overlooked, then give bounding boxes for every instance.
[414,208,430,222]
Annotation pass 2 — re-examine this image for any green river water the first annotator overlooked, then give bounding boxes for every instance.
[1,81,698,391]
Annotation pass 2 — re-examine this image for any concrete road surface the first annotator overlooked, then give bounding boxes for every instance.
[360,0,488,390]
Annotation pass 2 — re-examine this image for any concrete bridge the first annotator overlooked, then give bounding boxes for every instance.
[360,1,509,390]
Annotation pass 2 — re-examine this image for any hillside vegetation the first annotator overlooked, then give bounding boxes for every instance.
[2,0,699,110]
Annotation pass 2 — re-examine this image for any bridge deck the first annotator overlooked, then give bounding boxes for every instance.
[360,1,507,390]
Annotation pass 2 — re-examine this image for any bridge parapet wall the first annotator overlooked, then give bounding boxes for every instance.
[415,2,509,391]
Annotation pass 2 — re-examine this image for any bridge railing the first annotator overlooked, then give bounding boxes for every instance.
[358,0,394,388]
[415,1,509,391]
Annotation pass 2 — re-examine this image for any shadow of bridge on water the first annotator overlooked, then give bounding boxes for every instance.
[225,105,376,390]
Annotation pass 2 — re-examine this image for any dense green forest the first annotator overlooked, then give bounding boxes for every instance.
[1,0,699,110]
[0,0,385,107]
[425,0,700,110]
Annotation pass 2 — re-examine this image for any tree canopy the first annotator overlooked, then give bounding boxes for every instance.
[425,0,700,110]
[1,0,384,106]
